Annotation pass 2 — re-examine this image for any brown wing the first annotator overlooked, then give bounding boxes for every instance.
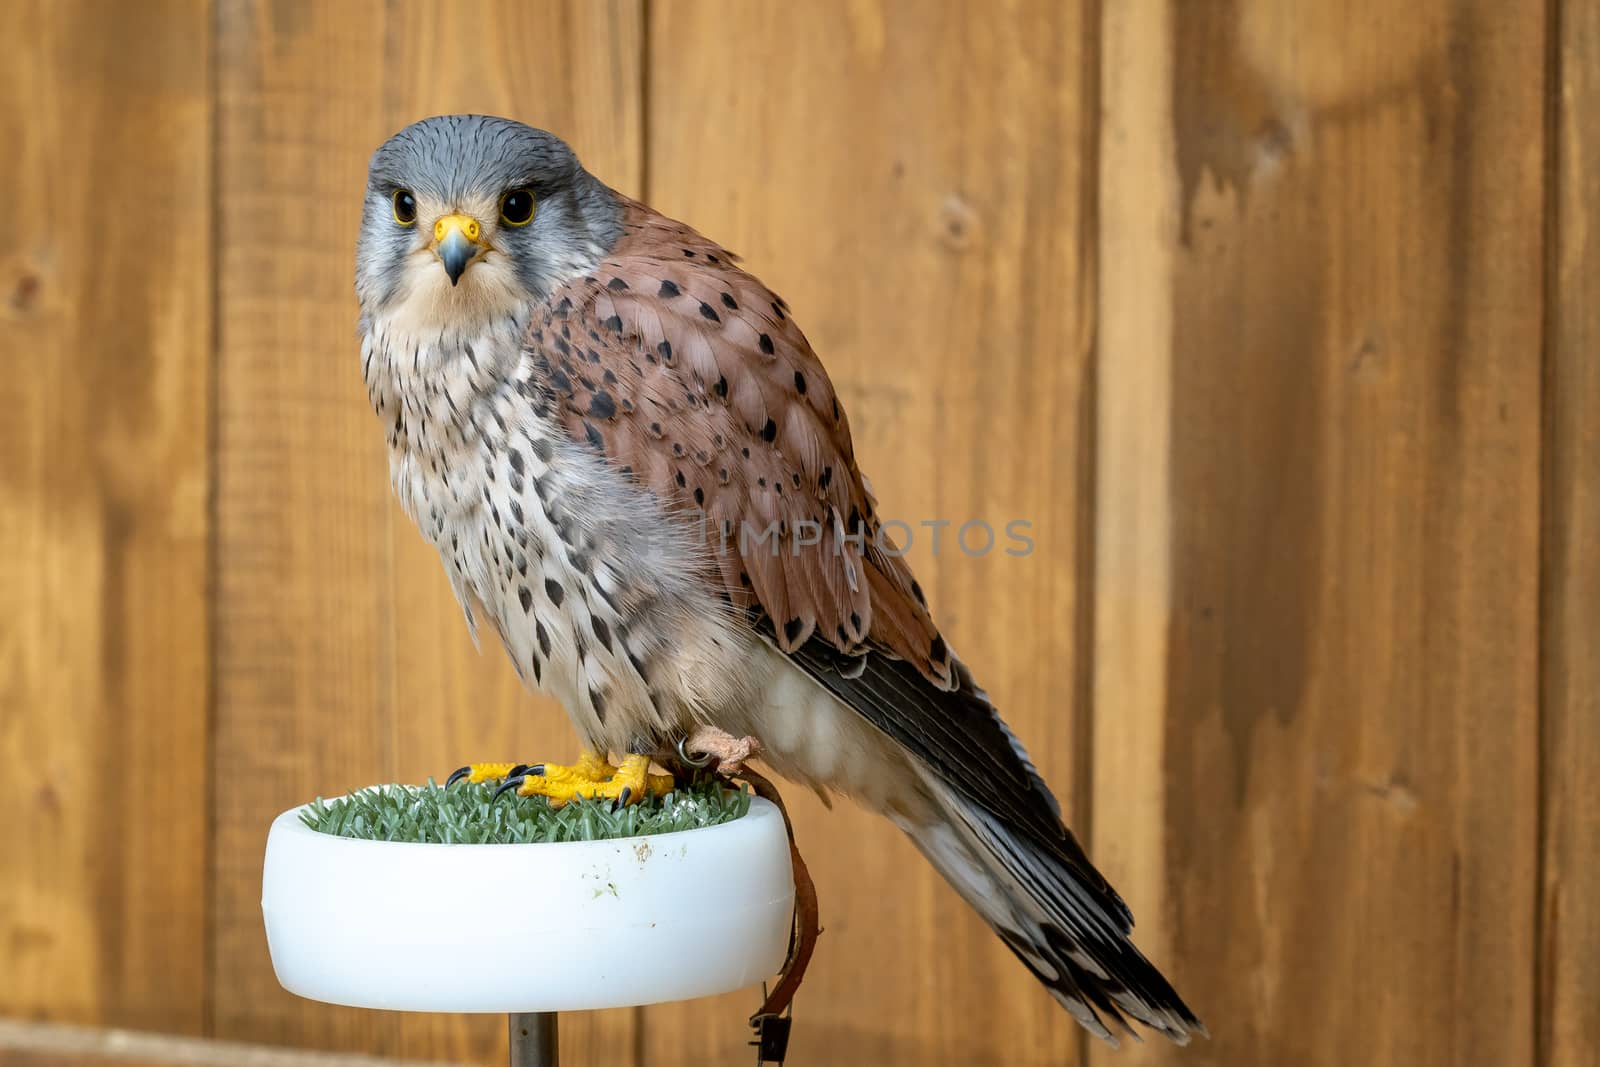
[527,197,954,689]
[523,199,1205,1045]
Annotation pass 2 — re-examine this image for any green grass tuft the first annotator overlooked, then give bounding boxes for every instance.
[298,778,751,844]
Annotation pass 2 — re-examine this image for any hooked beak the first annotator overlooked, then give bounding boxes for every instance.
[432,213,484,286]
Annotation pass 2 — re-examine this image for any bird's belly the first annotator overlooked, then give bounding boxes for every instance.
[370,326,916,802]
[445,470,921,808]
[724,643,930,819]
[408,423,760,757]
[366,317,746,751]
[396,439,922,820]
[441,458,664,751]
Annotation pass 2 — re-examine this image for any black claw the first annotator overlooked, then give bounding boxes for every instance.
[613,786,632,811]
[508,764,531,778]
[528,764,545,776]
[494,777,526,801]
[446,766,472,787]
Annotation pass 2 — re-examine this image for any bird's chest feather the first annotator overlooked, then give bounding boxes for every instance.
[359,312,760,750]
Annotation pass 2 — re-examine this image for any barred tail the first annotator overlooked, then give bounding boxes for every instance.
[901,772,1205,1046]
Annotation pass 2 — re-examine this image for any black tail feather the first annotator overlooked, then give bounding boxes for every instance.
[914,772,1205,1046]
[777,628,1203,1044]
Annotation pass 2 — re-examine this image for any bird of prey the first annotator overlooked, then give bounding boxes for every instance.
[354,114,1202,1045]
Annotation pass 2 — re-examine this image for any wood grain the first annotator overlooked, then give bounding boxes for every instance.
[1093,2,1546,1065]
[1090,4,1178,1061]
[1540,1,1600,1063]
[0,1020,466,1067]
[2,4,1587,1064]
[643,2,1097,1063]
[211,1,642,1062]
[0,0,211,1035]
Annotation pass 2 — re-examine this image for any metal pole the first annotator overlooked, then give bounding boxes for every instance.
[509,1012,558,1067]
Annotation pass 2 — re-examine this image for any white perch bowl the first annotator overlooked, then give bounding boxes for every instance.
[262,792,794,1013]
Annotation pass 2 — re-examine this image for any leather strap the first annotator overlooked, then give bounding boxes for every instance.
[731,767,820,1065]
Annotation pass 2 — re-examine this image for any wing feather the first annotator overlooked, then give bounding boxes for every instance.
[520,193,1200,1044]
[530,197,950,683]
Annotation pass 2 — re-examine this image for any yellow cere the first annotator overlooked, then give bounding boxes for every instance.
[433,214,482,243]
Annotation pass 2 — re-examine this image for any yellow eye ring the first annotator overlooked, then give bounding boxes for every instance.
[500,189,535,227]
[392,189,418,226]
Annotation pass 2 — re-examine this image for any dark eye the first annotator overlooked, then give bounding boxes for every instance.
[392,189,417,225]
[500,189,535,227]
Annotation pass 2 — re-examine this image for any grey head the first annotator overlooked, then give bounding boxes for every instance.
[355,115,623,324]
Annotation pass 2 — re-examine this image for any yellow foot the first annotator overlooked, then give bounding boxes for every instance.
[448,752,675,808]
[446,762,525,785]
[444,752,615,787]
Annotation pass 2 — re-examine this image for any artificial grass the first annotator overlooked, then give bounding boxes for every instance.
[298,777,751,845]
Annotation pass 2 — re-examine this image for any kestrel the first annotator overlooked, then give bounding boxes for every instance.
[354,115,1202,1044]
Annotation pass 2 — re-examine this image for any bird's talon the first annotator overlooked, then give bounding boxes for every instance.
[447,762,525,785]
[458,752,670,807]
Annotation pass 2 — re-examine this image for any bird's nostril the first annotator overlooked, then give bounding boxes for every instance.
[433,215,481,243]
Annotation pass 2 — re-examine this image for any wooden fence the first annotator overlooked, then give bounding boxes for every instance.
[1,1,1594,1065]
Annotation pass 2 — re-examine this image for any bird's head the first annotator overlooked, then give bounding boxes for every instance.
[355,115,622,331]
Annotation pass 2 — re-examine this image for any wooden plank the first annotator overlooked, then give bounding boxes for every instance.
[1090,5,1177,1060]
[1539,1,1600,1062]
[0,1020,466,1067]
[643,2,1097,1064]
[211,1,642,1062]
[0,0,211,1035]
[1093,2,1545,1065]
